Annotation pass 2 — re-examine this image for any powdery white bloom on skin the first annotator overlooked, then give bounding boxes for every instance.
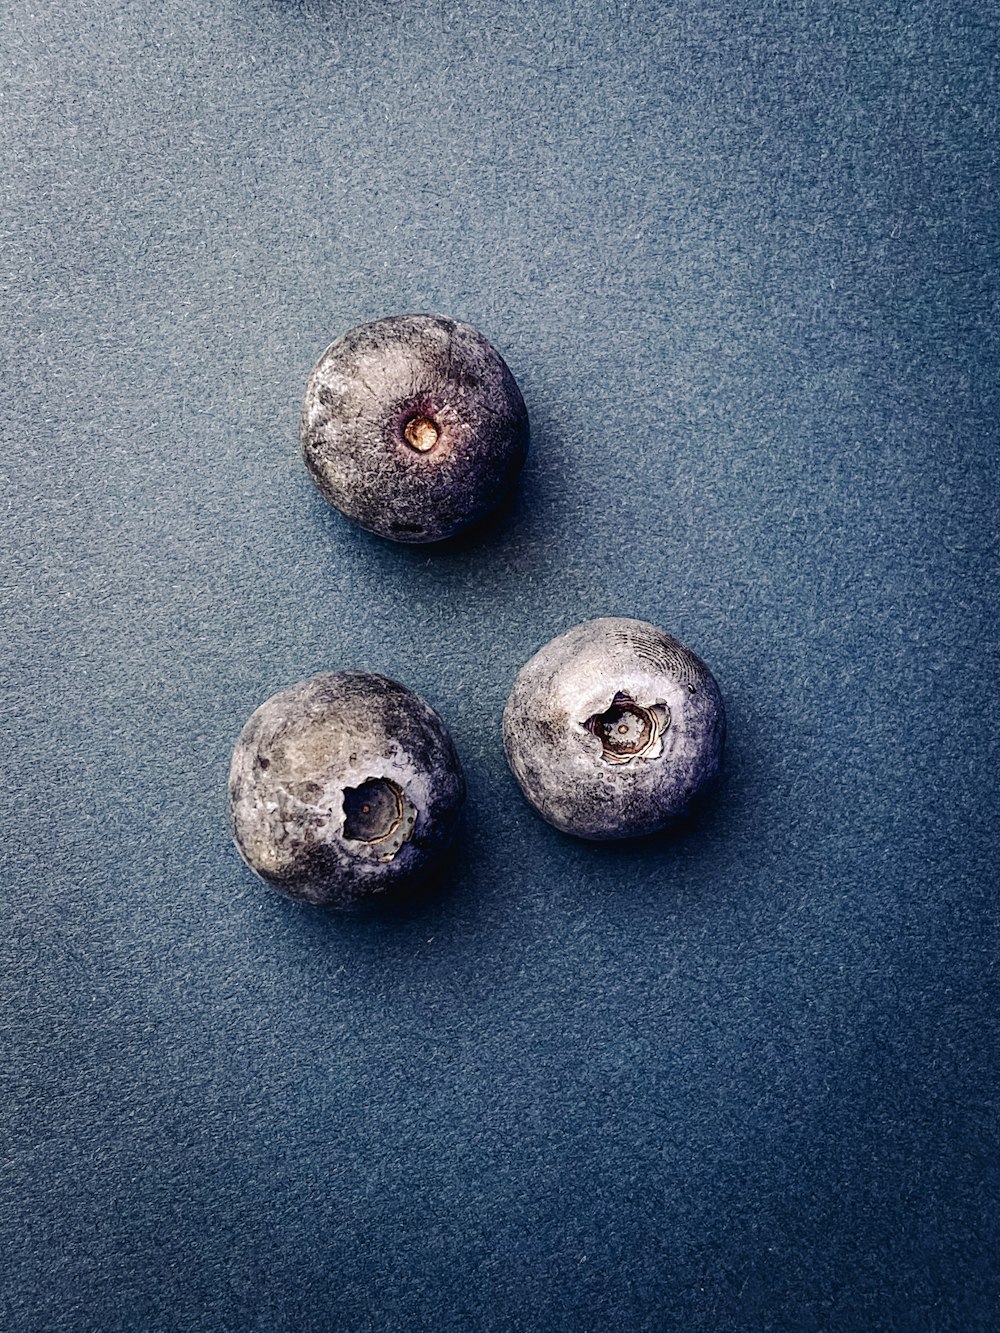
[300,314,529,543]
[503,617,725,840]
[229,673,465,907]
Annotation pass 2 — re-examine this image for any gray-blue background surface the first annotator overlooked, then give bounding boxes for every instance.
[2,2,997,1329]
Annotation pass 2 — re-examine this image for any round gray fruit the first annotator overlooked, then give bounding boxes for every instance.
[300,314,529,543]
[228,672,465,907]
[503,617,725,840]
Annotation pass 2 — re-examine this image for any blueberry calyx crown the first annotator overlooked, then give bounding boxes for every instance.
[584,692,671,766]
[342,777,417,862]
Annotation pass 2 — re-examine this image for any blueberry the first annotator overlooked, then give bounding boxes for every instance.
[300,314,529,543]
[503,617,725,840]
[228,672,465,907]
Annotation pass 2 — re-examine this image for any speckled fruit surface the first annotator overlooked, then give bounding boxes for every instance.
[504,617,725,839]
[229,672,465,907]
[300,314,528,543]
[4,0,995,1327]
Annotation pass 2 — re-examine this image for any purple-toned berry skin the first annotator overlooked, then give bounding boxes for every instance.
[503,617,726,840]
[300,315,529,543]
[228,672,465,908]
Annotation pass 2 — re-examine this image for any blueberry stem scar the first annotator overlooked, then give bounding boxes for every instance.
[342,777,418,861]
[584,692,670,766]
[403,415,439,452]
[343,778,403,842]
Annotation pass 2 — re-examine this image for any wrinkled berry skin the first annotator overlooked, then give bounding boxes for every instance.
[300,315,529,543]
[228,672,465,907]
[503,617,725,840]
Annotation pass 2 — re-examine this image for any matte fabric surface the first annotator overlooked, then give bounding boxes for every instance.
[2,2,997,1329]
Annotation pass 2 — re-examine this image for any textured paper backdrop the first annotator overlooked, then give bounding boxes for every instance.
[2,1,997,1329]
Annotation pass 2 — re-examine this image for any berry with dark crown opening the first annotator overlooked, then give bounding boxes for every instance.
[228,672,465,907]
[503,617,725,839]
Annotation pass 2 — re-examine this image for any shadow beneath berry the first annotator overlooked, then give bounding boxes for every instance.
[589,767,731,858]
[302,406,565,582]
[548,762,723,844]
[347,832,468,926]
[272,812,470,941]
[311,470,527,563]
[512,757,745,919]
